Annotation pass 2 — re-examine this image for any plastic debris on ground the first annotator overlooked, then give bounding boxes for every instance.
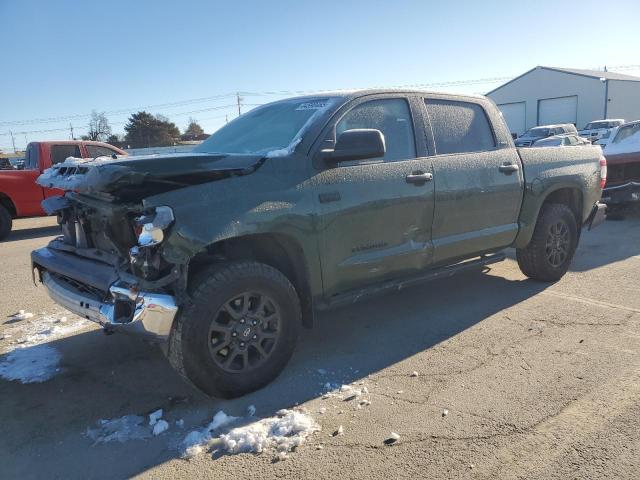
[149,409,163,426]
[8,310,34,321]
[153,420,170,436]
[384,432,401,445]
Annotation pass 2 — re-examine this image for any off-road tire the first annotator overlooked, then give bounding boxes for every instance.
[167,261,301,398]
[0,205,12,241]
[516,203,578,282]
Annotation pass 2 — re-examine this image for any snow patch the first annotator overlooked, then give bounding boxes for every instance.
[181,409,319,458]
[0,312,87,384]
[86,415,151,443]
[0,344,61,383]
[220,409,320,454]
[181,410,239,458]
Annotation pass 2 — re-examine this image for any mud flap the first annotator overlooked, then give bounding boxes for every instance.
[587,202,607,230]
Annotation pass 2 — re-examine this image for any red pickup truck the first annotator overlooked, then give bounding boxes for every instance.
[0,140,127,240]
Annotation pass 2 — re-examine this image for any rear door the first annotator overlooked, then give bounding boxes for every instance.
[313,95,435,297]
[423,97,524,264]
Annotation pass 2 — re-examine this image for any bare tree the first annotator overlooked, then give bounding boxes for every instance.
[86,111,112,142]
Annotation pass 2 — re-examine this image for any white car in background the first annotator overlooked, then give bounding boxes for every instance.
[532,134,591,147]
[579,119,625,144]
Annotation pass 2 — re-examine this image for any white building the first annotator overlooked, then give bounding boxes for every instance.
[487,66,640,136]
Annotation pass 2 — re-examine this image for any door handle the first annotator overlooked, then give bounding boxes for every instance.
[499,163,520,174]
[405,171,433,185]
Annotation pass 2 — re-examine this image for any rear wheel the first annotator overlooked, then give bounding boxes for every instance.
[0,205,12,241]
[167,261,301,398]
[516,203,578,282]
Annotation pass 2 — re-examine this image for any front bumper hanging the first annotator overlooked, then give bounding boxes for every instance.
[32,247,178,341]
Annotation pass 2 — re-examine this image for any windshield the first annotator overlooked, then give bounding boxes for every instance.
[194,97,337,156]
[522,127,549,138]
[611,123,640,144]
[584,121,609,130]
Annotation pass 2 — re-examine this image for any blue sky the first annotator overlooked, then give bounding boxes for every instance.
[1,0,639,150]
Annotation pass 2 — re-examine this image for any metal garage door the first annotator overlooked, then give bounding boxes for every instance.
[497,102,526,136]
[538,96,577,126]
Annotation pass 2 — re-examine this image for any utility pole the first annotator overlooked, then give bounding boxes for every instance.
[236,92,242,117]
[69,123,75,140]
[9,130,16,153]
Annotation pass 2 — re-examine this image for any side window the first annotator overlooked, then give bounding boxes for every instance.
[50,145,81,165]
[425,99,495,155]
[336,98,416,162]
[86,145,119,158]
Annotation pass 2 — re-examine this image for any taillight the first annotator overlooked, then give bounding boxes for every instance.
[599,156,607,189]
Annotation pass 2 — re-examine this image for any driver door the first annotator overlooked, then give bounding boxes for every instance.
[312,96,435,298]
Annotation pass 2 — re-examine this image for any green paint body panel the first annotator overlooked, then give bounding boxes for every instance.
[38,89,604,312]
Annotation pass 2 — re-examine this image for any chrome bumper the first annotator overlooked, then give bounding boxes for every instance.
[42,271,178,341]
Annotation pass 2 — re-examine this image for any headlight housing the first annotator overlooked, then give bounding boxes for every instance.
[134,206,174,246]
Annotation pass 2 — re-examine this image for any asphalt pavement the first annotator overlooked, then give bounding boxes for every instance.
[1,212,639,479]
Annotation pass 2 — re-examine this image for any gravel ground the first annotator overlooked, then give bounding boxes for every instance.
[1,212,639,479]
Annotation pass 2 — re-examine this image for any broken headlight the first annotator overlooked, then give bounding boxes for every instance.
[134,206,174,247]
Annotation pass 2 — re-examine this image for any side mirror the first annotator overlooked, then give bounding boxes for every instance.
[322,129,385,163]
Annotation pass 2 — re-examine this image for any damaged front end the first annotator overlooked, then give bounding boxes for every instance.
[32,152,264,340]
[32,195,184,340]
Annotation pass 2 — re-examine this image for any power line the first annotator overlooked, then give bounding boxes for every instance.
[0,93,239,127]
[2,63,638,130]
[0,104,240,136]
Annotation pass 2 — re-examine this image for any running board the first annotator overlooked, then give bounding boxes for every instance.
[322,252,506,309]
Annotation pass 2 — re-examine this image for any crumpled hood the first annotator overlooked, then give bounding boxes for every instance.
[36,152,265,197]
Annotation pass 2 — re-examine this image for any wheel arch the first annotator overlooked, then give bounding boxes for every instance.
[0,192,17,217]
[189,233,315,328]
[514,185,584,248]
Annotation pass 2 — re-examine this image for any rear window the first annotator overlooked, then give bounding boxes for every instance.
[425,99,495,155]
[86,145,119,158]
[25,143,40,170]
[50,144,81,165]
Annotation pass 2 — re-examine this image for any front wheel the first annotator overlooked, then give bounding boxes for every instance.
[516,203,578,282]
[167,261,301,398]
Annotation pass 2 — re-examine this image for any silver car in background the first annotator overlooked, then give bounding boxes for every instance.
[532,134,591,147]
[579,119,625,144]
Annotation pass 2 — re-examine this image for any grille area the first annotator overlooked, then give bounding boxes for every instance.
[49,272,107,302]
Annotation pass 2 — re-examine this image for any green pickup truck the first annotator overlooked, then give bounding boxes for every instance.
[32,90,606,398]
